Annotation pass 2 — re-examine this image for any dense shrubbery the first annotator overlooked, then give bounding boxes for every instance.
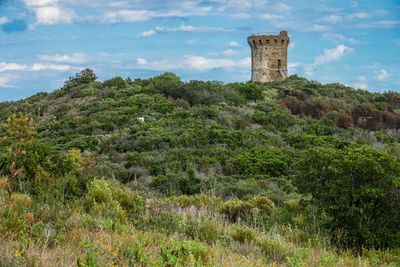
[0,70,400,265]
[296,146,400,250]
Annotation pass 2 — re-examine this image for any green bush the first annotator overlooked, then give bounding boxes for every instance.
[229,147,291,176]
[185,217,223,244]
[158,240,213,266]
[86,179,126,223]
[111,182,146,217]
[296,145,400,250]
[103,76,126,89]
[230,224,257,244]
[219,198,255,222]
[235,83,264,101]
[249,195,275,214]
[260,238,292,262]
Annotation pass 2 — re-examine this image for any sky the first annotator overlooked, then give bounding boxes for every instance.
[0,0,399,100]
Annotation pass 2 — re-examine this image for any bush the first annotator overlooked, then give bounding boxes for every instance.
[158,240,213,266]
[336,113,354,129]
[219,198,255,222]
[229,147,291,176]
[260,238,292,262]
[249,195,275,214]
[103,76,126,89]
[184,216,224,244]
[235,83,263,101]
[295,145,400,250]
[253,110,296,129]
[150,174,203,196]
[9,193,32,211]
[111,182,146,218]
[86,179,126,223]
[0,177,8,192]
[230,224,257,243]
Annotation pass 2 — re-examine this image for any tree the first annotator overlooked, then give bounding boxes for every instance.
[0,114,36,195]
[103,76,126,89]
[295,145,400,250]
[64,68,97,88]
[236,83,263,101]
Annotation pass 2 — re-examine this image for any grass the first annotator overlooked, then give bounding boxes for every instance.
[1,190,399,266]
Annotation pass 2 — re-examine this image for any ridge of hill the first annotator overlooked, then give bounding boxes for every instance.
[0,70,399,266]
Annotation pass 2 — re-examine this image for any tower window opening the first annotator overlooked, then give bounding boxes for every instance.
[266,40,270,45]
[278,59,281,69]
[252,40,256,46]
[259,39,262,45]
[274,39,277,45]
[281,40,284,45]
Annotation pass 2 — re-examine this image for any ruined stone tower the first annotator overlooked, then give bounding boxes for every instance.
[248,31,290,83]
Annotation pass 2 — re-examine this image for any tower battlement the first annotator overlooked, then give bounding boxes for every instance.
[248,31,290,83]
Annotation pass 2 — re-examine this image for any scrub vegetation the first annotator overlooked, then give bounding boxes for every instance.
[0,69,399,266]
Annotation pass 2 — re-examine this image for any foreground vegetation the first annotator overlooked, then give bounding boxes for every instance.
[0,70,399,266]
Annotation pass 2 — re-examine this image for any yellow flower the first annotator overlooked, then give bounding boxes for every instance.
[15,251,22,257]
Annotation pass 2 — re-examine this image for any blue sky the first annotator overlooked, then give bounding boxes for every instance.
[0,0,399,100]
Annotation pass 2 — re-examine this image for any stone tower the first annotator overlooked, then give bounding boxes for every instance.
[248,31,290,83]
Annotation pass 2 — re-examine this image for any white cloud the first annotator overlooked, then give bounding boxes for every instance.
[377,69,389,81]
[353,75,368,89]
[228,41,241,47]
[184,56,250,71]
[136,55,250,71]
[304,44,354,76]
[139,23,229,37]
[221,49,237,57]
[349,12,369,19]
[0,74,13,87]
[322,33,360,44]
[322,15,342,23]
[306,24,330,32]
[314,44,354,66]
[24,0,58,6]
[288,62,302,72]
[34,6,75,25]
[213,0,267,10]
[231,13,251,19]
[31,63,73,71]
[0,62,28,72]
[357,20,400,29]
[176,24,228,33]
[38,53,86,64]
[23,0,76,25]
[0,17,9,25]
[260,14,282,20]
[103,10,155,23]
[0,61,76,72]
[139,29,156,37]
[136,58,147,65]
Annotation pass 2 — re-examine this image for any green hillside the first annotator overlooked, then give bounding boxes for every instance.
[0,69,399,266]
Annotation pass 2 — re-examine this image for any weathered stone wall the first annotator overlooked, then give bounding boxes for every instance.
[248,31,290,83]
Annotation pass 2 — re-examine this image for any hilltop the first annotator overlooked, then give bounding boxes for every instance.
[0,70,399,266]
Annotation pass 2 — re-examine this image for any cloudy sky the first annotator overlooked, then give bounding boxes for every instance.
[0,0,399,100]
